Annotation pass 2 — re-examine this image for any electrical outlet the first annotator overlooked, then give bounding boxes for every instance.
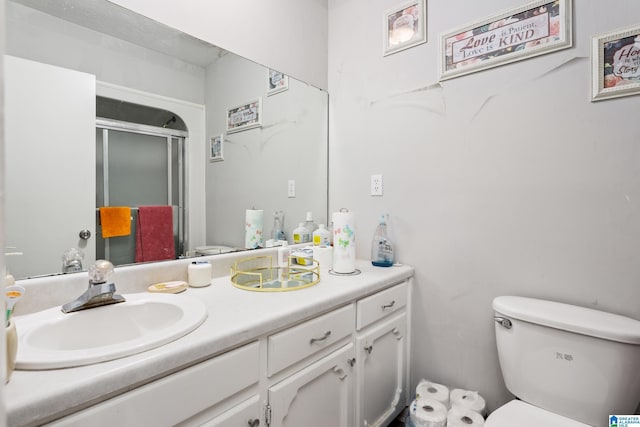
[288,179,296,198]
[371,174,383,196]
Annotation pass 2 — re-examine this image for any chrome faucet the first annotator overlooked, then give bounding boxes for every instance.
[62,260,125,313]
[62,248,84,274]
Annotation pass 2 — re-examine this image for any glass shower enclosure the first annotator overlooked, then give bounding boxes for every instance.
[96,118,187,266]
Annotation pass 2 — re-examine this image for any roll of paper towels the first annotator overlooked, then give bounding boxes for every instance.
[415,380,450,408]
[409,397,447,427]
[312,245,333,272]
[331,209,355,273]
[450,389,487,415]
[245,209,264,249]
[447,408,485,426]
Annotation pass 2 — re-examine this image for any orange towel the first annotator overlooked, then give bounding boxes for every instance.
[100,207,131,238]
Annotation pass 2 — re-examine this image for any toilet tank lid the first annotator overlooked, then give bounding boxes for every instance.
[493,296,640,344]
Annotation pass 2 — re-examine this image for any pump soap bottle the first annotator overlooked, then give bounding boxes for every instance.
[371,214,394,267]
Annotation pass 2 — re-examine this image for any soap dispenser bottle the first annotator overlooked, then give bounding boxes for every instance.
[304,211,318,235]
[371,214,394,267]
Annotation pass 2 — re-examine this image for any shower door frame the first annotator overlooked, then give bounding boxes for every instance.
[96,118,188,263]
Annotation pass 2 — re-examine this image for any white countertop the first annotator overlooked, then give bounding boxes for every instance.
[6,260,413,427]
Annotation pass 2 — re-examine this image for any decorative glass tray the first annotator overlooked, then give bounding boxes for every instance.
[230,255,320,292]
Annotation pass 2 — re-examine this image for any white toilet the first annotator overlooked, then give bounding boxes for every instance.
[486,296,640,427]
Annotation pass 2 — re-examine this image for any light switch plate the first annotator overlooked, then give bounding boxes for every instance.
[288,179,296,198]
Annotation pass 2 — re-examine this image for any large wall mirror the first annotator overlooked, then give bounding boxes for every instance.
[4,0,328,280]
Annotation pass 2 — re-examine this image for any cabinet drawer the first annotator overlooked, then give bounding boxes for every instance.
[268,304,354,377]
[356,281,407,330]
[49,342,260,426]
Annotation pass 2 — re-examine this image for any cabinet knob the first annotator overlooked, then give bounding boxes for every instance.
[364,345,373,354]
[333,366,347,380]
[248,418,260,427]
[347,357,356,367]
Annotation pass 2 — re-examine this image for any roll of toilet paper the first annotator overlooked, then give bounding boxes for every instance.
[415,380,450,408]
[450,389,487,415]
[331,209,355,273]
[245,209,264,249]
[188,261,212,287]
[312,245,333,272]
[446,408,485,426]
[409,397,447,427]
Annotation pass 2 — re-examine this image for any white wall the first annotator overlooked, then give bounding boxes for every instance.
[204,54,328,247]
[0,0,7,419]
[6,2,206,104]
[108,0,329,90]
[328,0,640,411]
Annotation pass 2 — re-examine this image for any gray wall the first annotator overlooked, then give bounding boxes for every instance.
[328,0,640,410]
[204,53,328,247]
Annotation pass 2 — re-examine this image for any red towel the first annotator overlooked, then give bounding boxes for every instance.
[135,206,175,262]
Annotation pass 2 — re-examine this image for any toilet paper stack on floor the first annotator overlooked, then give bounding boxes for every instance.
[447,388,487,426]
[407,381,487,426]
[409,397,448,427]
[415,380,450,408]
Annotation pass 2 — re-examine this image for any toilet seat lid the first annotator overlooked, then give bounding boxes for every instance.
[485,400,590,427]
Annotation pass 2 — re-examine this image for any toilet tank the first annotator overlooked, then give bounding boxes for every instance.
[493,296,640,426]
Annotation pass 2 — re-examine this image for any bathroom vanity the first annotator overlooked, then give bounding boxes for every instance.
[6,254,413,427]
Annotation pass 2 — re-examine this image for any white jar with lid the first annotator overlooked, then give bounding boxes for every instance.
[188,261,212,287]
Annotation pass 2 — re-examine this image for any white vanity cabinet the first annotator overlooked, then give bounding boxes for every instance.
[265,304,356,427]
[35,277,412,427]
[49,342,261,427]
[355,281,410,427]
[267,343,355,427]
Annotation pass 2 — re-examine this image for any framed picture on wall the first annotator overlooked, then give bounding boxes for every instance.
[268,69,289,95]
[591,25,640,101]
[383,0,427,56]
[226,98,262,133]
[439,0,572,81]
[209,134,224,162]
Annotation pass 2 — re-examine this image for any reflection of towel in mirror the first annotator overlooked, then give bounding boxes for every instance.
[135,206,175,262]
[99,207,131,238]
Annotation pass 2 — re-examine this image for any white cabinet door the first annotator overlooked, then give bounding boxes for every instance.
[268,343,354,427]
[355,312,407,427]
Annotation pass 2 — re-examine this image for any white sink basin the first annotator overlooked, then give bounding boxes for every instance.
[14,293,208,370]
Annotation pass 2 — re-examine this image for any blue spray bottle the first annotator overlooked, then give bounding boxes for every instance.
[371,214,394,267]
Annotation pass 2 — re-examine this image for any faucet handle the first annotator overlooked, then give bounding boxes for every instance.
[89,260,115,285]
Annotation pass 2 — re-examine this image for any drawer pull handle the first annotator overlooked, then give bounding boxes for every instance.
[392,328,400,335]
[248,419,260,427]
[310,330,332,344]
[382,300,396,310]
[365,345,373,354]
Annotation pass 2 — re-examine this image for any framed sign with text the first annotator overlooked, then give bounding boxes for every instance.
[439,0,572,80]
[226,98,262,133]
[591,25,640,101]
[268,69,289,96]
